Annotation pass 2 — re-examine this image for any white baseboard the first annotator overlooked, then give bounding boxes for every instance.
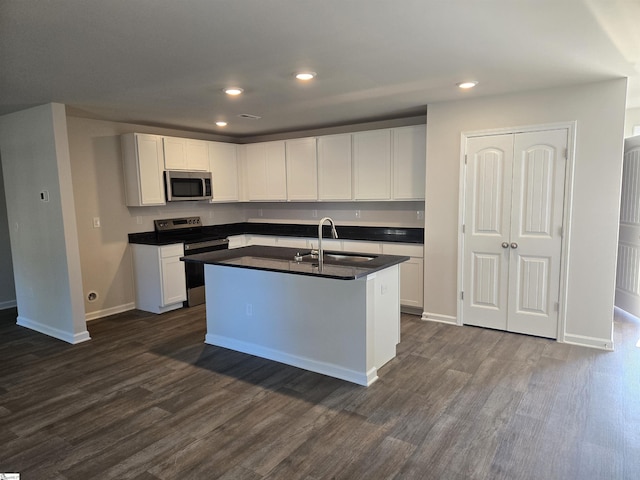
[17,316,91,344]
[421,312,458,325]
[562,333,614,351]
[85,302,136,322]
[205,334,376,386]
[0,299,17,310]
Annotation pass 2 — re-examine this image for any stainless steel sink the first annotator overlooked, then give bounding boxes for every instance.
[324,253,376,262]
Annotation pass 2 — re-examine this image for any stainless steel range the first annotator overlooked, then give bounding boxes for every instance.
[154,216,229,307]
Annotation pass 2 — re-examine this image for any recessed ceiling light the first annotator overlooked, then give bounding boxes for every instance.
[215,121,228,127]
[457,81,478,89]
[224,87,243,96]
[295,72,317,81]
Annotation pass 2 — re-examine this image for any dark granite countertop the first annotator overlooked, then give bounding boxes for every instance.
[128,222,423,246]
[181,245,409,280]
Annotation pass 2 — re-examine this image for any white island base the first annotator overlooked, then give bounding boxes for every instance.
[204,263,400,386]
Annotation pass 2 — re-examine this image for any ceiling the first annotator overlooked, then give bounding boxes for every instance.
[1,0,639,138]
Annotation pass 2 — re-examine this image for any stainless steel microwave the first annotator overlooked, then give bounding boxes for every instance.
[165,170,212,202]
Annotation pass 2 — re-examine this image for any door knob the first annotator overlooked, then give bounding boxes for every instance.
[501,242,509,249]
[510,242,518,249]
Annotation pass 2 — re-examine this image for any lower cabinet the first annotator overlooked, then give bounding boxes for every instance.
[131,243,186,314]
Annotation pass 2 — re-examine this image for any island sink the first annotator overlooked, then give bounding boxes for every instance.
[324,253,376,262]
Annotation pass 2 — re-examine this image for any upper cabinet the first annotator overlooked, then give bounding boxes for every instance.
[392,125,426,200]
[353,129,392,200]
[318,134,352,201]
[121,124,425,206]
[121,133,166,206]
[209,141,239,202]
[286,137,317,201]
[245,141,287,201]
[163,137,209,171]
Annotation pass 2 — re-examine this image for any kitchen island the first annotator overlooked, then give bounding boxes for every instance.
[183,245,408,386]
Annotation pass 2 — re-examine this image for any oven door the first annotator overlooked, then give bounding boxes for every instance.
[183,238,229,306]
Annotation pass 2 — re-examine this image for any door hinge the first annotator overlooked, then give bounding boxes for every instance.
[462,224,466,234]
[554,302,559,312]
[461,291,464,300]
[563,148,568,159]
[464,154,468,165]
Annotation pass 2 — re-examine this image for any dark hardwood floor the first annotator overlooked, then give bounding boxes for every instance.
[1,305,639,479]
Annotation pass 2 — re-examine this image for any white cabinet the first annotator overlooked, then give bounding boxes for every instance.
[382,242,424,310]
[245,141,287,201]
[286,137,317,200]
[163,137,209,171]
[392,125,426,200]
[131,243,186,314]
[121,133,166,206]
[318,134,352,200]
[209,141,239,202]
[353,129,392,200]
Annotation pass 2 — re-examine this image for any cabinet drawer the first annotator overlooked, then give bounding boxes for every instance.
[159,243,184,258]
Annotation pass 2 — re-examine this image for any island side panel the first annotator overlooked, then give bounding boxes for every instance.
[372,264,400,368]
[204,264,372,385]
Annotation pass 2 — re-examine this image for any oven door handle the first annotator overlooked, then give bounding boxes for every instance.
[184,238,229,253]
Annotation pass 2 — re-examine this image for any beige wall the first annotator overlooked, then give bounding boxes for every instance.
[0,159,16,308]
[0,103,88,342]
[244,201,424,227]
[424,79,627,346]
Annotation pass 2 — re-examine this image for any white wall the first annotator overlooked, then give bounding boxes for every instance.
[0,161,16,309]
[65,116,247,320]
[0,103,89,343]
[424,79,627,346]
[625,107,640,138]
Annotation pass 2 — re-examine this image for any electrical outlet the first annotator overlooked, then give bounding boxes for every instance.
[355,210,361,218]
[258,209,263,217]
[312,209,318,218]
[246,303,253,316]
[417,210,424,220]
[93,217,101,228]
[136,216,143,225]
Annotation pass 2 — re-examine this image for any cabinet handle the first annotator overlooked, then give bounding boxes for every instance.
[510,242,518,249]
[501,242,509,249]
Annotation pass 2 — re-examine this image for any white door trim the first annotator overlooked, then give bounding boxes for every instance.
[457,121,576,342]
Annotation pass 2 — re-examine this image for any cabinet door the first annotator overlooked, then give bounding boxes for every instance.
[163,136,187,170]
[400,257,424,308]
[245,141,287,200]
[353,129,391,200]
[123,133,165,206]
[209,142,239,202]
[318,134,352,200]
[186,139,210,171]
[286,137,317,200]
[160,255,186,306]
[393,125,426,200]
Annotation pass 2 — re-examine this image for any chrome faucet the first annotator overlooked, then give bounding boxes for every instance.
[318,217,338,271]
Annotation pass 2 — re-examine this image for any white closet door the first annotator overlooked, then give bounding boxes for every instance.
[462,134,514,331]
[462,129,567,338]
[508,129,567,338]
[616,137,640,318]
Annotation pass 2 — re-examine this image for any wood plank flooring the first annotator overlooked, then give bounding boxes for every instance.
[1,306,639,479]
